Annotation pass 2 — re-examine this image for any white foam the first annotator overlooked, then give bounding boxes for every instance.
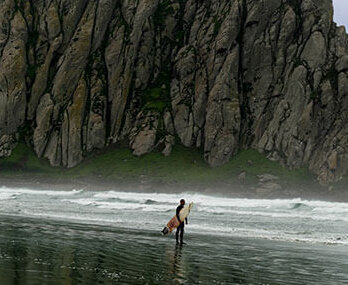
[0,192,19,200]
[63,198,173,212]
[93,191,348,213]
[195,207,348,222]
[0,186,83,196]
[1,188,347,246]
[61,191,348,223]
[93,191,180,205]
[62,198,98,206]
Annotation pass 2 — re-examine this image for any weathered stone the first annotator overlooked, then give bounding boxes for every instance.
[64,77,87,168]
[204,50,241,166]
[328,151,338,170]
[51,1,96,121]
[301,31,327,69]
[335,55,348,72]
[0,135,17,158]
[164,112,175,135]
[86,113,106,151]
[0,0,346,184]
[162,135,175,157]
[238,171,246,180]
[86,72,107,152]
[33,94,54,157]
[132,130,157,157]
[257,174,280,183]
[0,12,27,136]
[92,0,116,52]
[28,37,62,120]
[46,2,61,40]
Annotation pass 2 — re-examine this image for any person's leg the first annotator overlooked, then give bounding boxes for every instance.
[175,225,181,243]
[176,223,183,244]
[176,226,181,243]
[180,227,184,244]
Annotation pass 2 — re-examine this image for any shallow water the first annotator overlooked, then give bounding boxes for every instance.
[0,187,348,284]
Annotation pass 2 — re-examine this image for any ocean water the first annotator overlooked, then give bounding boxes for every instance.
[0,186,347,284]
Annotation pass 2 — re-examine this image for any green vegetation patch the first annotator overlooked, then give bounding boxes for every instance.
[0,143,314,188]
[153,0,174,30]
[0,143,57,174]
[142,87,171,113]
[142,69,172,114]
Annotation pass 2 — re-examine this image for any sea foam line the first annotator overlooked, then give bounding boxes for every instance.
[0,186,83,196]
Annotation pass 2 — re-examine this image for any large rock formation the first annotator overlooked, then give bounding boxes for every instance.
[0,0,347,182]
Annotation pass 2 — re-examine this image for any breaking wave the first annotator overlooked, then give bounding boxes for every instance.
[0,187,347,245]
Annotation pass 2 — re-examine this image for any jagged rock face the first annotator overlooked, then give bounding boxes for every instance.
[0,0,347,182]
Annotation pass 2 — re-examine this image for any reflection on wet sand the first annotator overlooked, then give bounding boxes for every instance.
[172,244,186,284]
[0,216,347,284]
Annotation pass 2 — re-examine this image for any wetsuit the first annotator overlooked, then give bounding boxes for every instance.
[176,205,188,244]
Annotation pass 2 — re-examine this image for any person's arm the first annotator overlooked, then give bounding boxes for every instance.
[185,217,188,225]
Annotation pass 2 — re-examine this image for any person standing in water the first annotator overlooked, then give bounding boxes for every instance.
[176,199,188,244]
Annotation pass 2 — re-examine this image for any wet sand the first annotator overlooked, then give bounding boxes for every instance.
[0,215,347,284]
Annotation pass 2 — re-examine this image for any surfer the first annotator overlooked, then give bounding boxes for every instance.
[176,199,188,244]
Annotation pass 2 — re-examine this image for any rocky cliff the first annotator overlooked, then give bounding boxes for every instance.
[0,0,347,183]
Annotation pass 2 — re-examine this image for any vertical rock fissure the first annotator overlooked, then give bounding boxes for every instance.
[237,0,250,147]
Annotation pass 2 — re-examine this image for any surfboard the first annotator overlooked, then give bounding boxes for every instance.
[161,202,193,235]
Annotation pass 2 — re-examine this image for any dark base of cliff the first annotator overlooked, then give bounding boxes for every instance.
[0,143,346,202]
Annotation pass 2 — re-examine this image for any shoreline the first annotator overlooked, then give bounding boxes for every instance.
[1,214,347,247]
[1,175,347,203]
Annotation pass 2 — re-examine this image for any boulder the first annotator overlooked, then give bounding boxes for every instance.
[257,174,280,183]
[0,135,17,158]
[132,130,157,157]
[238,171,246,180]
[162,135,175,157]
[335,55,348,72]
[328,151,338,171]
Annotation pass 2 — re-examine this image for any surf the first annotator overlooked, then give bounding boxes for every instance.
[0,187,347,245]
